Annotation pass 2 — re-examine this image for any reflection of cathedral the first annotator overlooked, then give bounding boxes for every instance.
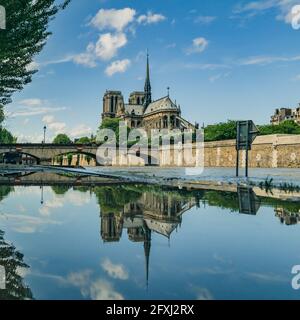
[101,54,196,132]
[100,190,196,286]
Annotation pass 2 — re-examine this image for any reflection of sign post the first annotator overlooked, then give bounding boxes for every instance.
[0,265,5,289]
[237,186,261,215]
[236,120,259,177]
[0,5,6,30]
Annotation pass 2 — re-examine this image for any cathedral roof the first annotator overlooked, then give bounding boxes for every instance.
[125,104,144,116]
[144,96,178,115]
[144,218,178,238]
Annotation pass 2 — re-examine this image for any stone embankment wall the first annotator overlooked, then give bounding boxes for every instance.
[53,134,300,168]
[204,134,300,168]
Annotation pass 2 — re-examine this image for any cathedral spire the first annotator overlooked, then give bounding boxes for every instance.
[144,51,152,108]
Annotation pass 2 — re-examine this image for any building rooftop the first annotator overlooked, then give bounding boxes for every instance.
[144,96,178,115]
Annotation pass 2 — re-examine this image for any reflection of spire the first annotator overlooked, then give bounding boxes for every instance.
[143,224,151,289]
[40,185,44,205]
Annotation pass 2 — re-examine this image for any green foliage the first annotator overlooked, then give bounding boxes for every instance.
[0,105,4,123]
[67,153,73,166]
[100,118,121,132]
[76,136,91,144]
[0,105,16,143]
[94,186,142,214]
[258,120,300,135]
[204,121,237,142]
[0,127,16,143]
[0,186,14,202]
[51,185,71,195]
[204,120,300,142]
[0,0,70,105]
[53,134,72,144]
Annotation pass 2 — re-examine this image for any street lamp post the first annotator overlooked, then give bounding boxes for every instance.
[43,126,46,144]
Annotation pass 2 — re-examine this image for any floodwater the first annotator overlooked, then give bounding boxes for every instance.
[0,181,300,300]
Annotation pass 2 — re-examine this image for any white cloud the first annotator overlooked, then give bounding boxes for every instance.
[42,114,92,138]
[19,98,43,107]
[194,15,217,25]
[240,55,300,65]
[105,59,131,76]
[183,63,230,70]
[72,44,97,68]
[69,124,92,138]
[48,121,67,133]
[42,115,55,124]
[14,133,46,143]
[66,270,124,300]
[95,32,127,61]
[137,12,166,25]
[166,43,176,49]
[91,8,136,32]
[232,0,300,24]
[6,99,66,118]
[0,213,61,234]
[101,258,129,280]
[90,280,124,300]
[186,37,209,55]
[209,72,231,83]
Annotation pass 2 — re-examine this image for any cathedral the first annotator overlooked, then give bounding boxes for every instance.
[101,55,195,132]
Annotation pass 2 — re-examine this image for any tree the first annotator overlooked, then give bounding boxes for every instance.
[0,104,16,143]
[75,136,91,144]
[0,127,16,143]
[204,120,237,142]
[0,0,70,105]
[258,120,300,135]
[53,133,72,144]
[204,120,300,142]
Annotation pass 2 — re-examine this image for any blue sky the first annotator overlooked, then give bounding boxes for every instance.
[4,0,300,142]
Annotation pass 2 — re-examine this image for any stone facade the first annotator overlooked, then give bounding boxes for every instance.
[101,55,195,132]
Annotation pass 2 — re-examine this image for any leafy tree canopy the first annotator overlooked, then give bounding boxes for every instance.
[204,120,300,142]
[0,0,70,105]
[53,133,72,144]
[75,136,91,144]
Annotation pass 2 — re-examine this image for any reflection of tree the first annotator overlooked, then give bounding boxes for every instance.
[51,185,71,195]
[94,186,142,214]
[202,191,240,212]
[0,230,33,300]
[0,186,14,202]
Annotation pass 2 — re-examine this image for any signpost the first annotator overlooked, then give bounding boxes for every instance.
[236,120,259,177]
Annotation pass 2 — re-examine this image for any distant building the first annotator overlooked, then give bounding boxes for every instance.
[271,105,300,125]
[101,54,195,132]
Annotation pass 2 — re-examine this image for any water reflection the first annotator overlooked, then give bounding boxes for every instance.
[0,230,33,300]
[0,179,300,299]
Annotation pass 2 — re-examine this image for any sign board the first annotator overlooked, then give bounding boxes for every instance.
[237,186,261,215]
[236,120,259,151]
